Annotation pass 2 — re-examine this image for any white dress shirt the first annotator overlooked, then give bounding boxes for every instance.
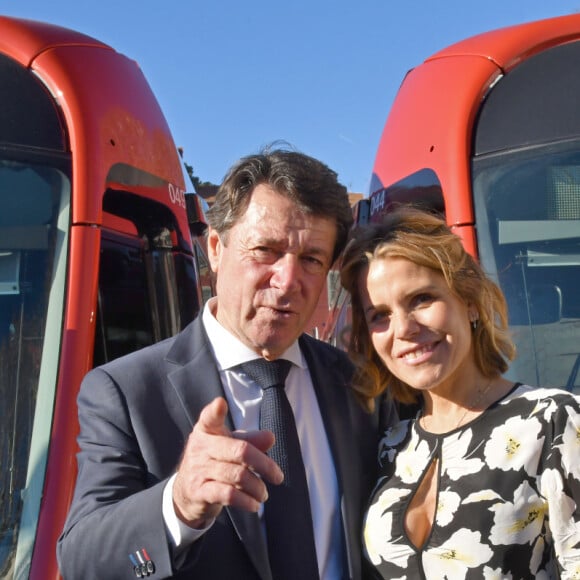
[163,300,342,579]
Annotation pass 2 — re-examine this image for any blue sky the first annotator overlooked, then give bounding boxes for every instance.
[2,1,579,193]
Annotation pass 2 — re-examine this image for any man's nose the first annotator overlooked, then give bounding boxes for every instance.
[271,254,301,291]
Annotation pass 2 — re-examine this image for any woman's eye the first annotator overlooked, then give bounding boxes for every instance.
[368,311,390,325]
[414,293,434,307]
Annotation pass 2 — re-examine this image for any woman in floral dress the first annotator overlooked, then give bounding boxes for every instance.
[340,207,580,579]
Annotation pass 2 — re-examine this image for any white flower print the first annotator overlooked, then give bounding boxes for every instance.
[363,387,580,579]
[379,420,411,466]
[464,490,503,504]
[441,429,484,481]
[529,391,560,422]
[539,468,580,564]
[516,385,559,415]
[483,566,512,579]
[423,528,493,580]
[555,404,580,480]
[484,414,543,475]
[363,487,412,567]
[558,550,580,578]
[530,535,544,575]
[489,480,547,546]
[437,490,461,526]
[395,429,432,484]
[380,420,410,448]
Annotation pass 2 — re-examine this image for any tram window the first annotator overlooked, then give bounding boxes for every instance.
[0,53,65,150]
[0,158,68,577]
[192,240,215,305]
[94,232,154,365]
[0,251,48,574]
[369,168,445,223]
[94,225,201,366]
[0,252,20,295]
[94,188,203,366]
[473,141,580,391]
[175,252,202,320]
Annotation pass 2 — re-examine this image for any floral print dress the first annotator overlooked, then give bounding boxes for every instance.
[363,384,580,579]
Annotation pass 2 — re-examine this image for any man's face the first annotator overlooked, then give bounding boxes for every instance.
[208,183,337,359]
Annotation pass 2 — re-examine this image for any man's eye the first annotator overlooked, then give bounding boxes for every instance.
[302,256,325,272]
[253,247,276,260]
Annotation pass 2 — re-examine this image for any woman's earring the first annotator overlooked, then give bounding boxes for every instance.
[471,319,478,331]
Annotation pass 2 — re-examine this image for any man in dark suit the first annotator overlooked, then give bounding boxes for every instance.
[57,148,394,579]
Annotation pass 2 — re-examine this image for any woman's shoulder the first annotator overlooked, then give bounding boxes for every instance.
[507,383,580,402]
[500,383,580,423]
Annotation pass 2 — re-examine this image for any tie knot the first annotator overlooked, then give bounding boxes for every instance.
[237,358,292,390]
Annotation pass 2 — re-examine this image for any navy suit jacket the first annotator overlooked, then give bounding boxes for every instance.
[57,317,387,579]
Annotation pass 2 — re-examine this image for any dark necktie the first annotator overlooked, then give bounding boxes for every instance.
[238,358,320,580]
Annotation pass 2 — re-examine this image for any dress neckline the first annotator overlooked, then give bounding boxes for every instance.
[415,381,522,437]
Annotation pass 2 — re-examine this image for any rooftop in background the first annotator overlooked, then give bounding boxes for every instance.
[348,193,364,205]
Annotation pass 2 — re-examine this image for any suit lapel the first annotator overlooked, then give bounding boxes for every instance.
[165,318,272,580]
[165,319,230,429]
[225,508,272,580]
[300,336,358,502]
[300,335,365,580]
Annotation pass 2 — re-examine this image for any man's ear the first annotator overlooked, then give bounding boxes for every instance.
[207,227,221,273]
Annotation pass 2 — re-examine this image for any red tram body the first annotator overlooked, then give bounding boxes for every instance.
[0,17,211,578]
[323,15,580,399]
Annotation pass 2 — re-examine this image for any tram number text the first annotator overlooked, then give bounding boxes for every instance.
[369,190,385,217]
[168,184,186,209]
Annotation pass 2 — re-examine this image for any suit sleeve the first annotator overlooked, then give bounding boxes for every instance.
[56,368,199,579]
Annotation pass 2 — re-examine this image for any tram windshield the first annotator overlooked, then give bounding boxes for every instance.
[0,158,70,577]
[473,140,580,393]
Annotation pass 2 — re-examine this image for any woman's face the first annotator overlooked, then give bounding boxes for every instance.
[358,256,477,395]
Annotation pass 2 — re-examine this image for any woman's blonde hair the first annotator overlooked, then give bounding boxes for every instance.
[340,207,515,411]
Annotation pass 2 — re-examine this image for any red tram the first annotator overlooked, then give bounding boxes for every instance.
[0,17,211,578]
[323,14,580,397]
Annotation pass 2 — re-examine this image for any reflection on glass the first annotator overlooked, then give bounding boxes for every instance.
[0,159,70,576]
[473,141,580,393]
